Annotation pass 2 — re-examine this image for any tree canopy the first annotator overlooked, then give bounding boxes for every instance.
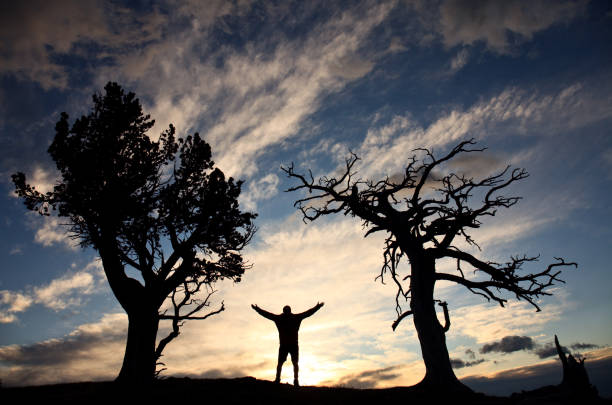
[13,82,256,382]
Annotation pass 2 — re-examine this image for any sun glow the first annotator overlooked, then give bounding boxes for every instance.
[275,354,339,386]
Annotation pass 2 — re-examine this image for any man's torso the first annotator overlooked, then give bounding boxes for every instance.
[274,314,302,346]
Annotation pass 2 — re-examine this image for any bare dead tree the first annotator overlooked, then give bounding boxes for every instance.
[282,139,576,392]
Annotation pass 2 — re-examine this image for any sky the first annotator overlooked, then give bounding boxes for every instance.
[0,0,611,396]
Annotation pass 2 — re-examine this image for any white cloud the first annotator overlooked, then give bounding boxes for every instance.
[34,216,76,250]
[69,312,127,338]
[439,0,587,54]
[9,167,76,250]
[362,115,415,149]
[29,166,57,195]
[0,313,17,324]
[8,165,58,199]
[0,291,33,323]
[448,47,470,75]
[0,259,105,323]
[34,271,95,311]
[240,173,280,211]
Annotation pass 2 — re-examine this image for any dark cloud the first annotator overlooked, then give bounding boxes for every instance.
[177,368,245,380]
[333,365,403,389]
[533,341,601,359]
[465,348,476,360]
[451,358,485,369]
[462,354,612,397]
[0,327,124,366]
[450,358,464,368]
[173,360,271,381]
[478,336,603,359]
[480,336,535,354]
[0,313,126,385]
[534,343,567,359]
[571,343,600,351]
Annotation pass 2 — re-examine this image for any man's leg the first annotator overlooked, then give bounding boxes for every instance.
[276,346,288,383]
[290,346,299,387]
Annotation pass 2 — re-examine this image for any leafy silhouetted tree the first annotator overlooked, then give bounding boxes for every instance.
[13,82,256,383]
[282,139,575,392]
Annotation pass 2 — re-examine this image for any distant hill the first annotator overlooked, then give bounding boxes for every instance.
[2,377,610,404]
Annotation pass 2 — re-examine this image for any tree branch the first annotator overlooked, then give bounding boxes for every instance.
[392,310,413,331]
[284,139,576,334]
[156,282,225,366]
[438,301,451,332]
[435,255,577,311]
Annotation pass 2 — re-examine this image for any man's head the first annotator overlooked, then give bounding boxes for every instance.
[283,305,292,314]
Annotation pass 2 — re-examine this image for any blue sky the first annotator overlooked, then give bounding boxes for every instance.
[1,0,611,395]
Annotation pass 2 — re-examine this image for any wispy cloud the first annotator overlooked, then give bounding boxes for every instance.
[91,2,395,178]
[33,216,76,250]
[446,47,470,75]
[0,290,33,323]
[438,0,587,54]
[9,244,23,255]
[240,173,280,211]
[349,83,612,181]
[0,259,105,323]
[33,271,96,311]
[1,0,609,391]
[448,293,570,344]
[0,1,165,89]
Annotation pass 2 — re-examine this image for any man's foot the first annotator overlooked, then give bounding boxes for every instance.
[293,379,299,387]
[274,378,280,384]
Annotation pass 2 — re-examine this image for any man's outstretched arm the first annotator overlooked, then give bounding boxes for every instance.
[297,302,324,319]
[251,304,277,320]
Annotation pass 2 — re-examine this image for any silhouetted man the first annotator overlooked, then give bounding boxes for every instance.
[251,302,324,387]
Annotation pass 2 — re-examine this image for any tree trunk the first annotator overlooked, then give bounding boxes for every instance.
[408,252,470,393]
[98,237,161,383]
[116,303,160,383]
